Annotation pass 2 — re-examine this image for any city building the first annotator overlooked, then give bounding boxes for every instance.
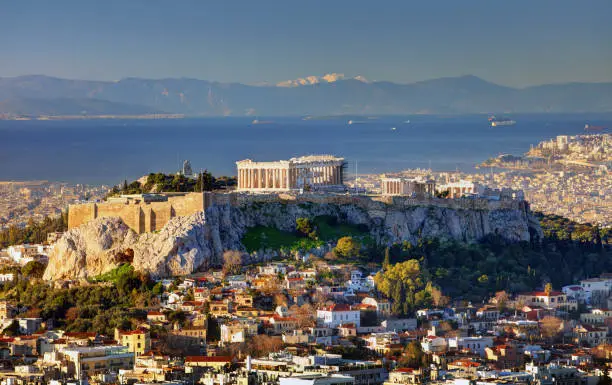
[115,328,151,356]
[236,155,344,192]
[579,276,612,305]
[517,291,578,311]
[448,336,494,357]
[184,356,232,371]
[384,368,423,385]
[317,304,361,328]
[280,374,355,385]
[61,345,135,379]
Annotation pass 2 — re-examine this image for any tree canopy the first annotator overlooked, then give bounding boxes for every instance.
[333,236,361,258]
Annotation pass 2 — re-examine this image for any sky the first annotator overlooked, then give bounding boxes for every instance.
[1,0,611,88]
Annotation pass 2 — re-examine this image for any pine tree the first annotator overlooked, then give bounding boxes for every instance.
[383,247,391,270]
[392,281,406,316]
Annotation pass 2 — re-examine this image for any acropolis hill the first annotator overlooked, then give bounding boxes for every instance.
[52,190,541,280]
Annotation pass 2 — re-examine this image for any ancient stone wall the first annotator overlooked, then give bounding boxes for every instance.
[68,192,205,233]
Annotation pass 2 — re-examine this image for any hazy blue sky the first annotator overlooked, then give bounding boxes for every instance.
[1,0,611,87]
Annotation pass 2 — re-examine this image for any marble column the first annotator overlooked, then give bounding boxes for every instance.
[284,168,288,189]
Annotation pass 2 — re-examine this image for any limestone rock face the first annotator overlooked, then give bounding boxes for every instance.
[43,217,138,280]
[44,200,542,280]
[132,212,215,278]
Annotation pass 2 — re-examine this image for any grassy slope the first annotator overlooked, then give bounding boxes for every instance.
[241,216,369,253]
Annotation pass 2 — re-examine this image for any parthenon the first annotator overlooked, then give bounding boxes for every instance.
[236,155,344,191]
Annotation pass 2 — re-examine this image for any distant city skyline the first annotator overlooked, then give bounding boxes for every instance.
[1,0,611,87]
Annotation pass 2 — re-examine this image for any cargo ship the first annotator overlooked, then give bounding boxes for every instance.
[488,115,516,127]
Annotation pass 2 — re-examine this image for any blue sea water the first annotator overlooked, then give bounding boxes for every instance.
[0,114,610,185]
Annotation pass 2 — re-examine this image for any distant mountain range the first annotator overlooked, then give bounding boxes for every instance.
[1,74,611,117]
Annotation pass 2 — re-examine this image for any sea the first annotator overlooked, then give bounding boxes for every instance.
[0,113,610,185]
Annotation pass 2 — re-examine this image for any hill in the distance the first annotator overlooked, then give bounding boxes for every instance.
[1,74,611,116]
[0,97,163,116]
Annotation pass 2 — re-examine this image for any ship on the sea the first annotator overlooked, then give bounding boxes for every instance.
[488,115,516,127]
[584,124,607,132]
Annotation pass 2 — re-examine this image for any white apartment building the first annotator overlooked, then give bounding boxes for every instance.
[580,277,612,305]
[316,304,361,328]
[448,336,494,357]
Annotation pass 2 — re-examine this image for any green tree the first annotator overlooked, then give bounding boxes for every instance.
[296,218,316,239]
[477,274,489,284]
[333,236,361,258]
[21,261,47,279]
[544,282,553,295]
[383,247,391,270]
[2,320,21,336]
[166,310,187,327]
[152,282,164,295]
[196,170,214,192]
[400,341,425,368]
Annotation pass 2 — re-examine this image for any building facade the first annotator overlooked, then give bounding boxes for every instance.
[381,178,436,198]
[317,304,361,328]
[236,155,344,192]
[517,291,578,311]
[115,329,151,356]
[437,180,483,198]
[61,346,135,380]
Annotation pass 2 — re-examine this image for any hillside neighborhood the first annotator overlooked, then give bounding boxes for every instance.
[0,253,610,385]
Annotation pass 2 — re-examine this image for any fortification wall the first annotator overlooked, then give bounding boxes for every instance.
[67,203,97,230]
[68,192,205,233]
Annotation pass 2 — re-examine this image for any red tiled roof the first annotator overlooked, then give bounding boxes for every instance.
[182,301,204,306]
[185,356,231,363]
[339,323,356,328]
[526,291,564,297]
[450,360,480,368]
[17,336,38,340]
[396,368,415,373]
[147,311,164,316]
[120,329,147,335]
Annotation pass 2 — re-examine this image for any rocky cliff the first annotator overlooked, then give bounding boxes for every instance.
[44,200,542,280]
